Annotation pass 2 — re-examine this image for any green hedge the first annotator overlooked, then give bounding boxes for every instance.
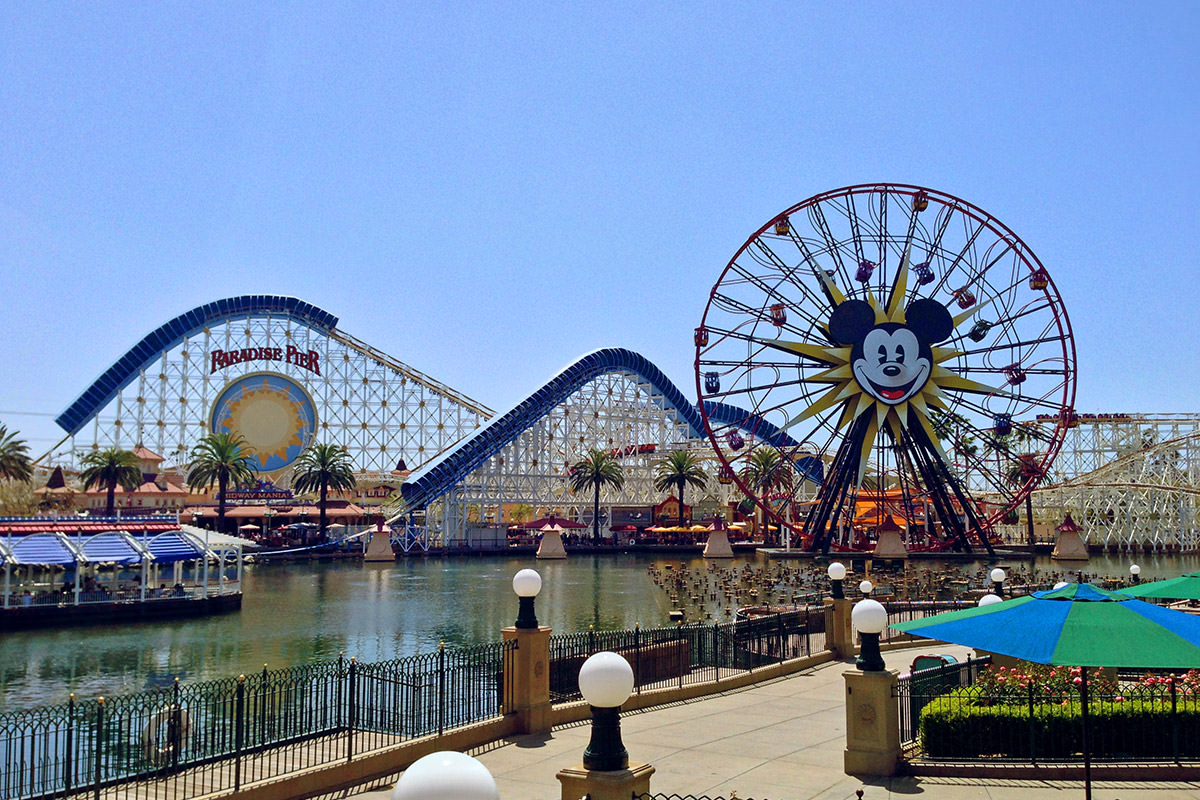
[920,690,1200,759]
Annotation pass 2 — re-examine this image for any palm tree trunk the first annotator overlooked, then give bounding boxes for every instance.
[218,473,228,534]
[105,480,116,516]
[319,481,329,541]
[1025,492,1035,549]
[593,483,600,545]
[677,481,685,528]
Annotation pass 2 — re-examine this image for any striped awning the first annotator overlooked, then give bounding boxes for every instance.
[73,532,149,565]
[136,531,207,564]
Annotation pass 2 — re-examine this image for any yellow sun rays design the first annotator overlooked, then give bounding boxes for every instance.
[767,253,1005,487]
[216,378,308,465]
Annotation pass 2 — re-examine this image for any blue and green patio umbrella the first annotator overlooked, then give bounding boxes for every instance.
[891,583,1200,799]
[1118,570,1200,602]
[893,582,1200,668]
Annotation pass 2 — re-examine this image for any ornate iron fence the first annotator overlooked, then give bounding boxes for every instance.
[549,608,827,703]
[896,655,991,745]
[0,642,513,800]
[879,600,973,643]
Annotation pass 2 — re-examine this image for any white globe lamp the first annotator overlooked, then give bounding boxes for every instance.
[578,651,635,770]
[512,569,542,629]
[391,751,499,800]
[827,561,847,599]
[989,567,1007,597]
[851,598,888,671]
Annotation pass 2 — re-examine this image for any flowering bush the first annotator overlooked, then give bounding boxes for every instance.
[970,663,1117,702]
[1132,669,1200,695]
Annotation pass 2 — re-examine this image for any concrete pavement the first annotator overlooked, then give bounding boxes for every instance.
[350,644,1200,800]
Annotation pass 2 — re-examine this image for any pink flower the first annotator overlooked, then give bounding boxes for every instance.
[1073,677,1083,685]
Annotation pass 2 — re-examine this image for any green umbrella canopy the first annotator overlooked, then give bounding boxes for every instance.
[1118,570,1200,601]
[891,583,1200,669]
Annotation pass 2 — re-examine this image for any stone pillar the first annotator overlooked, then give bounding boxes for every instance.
[556,763,655,800]
[824,597,854,659]
[843,669,901,776]
[501,625,553,734]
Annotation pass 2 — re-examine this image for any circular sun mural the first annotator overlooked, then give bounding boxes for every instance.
[209,372,318,471]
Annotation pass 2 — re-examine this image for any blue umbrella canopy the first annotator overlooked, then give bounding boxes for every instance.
[891,583,1200,668]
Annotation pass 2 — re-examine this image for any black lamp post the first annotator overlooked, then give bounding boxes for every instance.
[1130,564,1141,584]
[990,567,1007,598]
[852,598,887,672]
[579,651,635,771]
[512,568,542,629]
[828,561,846,600]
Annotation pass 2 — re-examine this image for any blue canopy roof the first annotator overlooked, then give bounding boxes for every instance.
[74,532,148,565]
[0,530,209,566]
[137,531,207,564]
[0,533,82,566]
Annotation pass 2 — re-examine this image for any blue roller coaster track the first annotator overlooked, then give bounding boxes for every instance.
[399,347,809,512]
[55,296,337,437]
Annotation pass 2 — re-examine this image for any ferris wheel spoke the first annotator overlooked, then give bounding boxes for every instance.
[807,202,854,282]
[712,275,827,335]
[958,334,1074,359]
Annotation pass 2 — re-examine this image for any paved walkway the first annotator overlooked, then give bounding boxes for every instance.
[352,645,1200,800]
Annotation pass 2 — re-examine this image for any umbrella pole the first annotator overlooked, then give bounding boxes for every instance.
[1081,667,1092,800]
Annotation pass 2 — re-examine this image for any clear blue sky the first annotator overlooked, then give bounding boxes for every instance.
[2,2,1197,455]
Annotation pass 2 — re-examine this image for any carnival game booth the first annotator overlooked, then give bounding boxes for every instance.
[0,529,244,630]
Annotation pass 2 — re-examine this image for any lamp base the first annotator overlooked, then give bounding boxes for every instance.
[582,705,628,771]
[855,632,885,672]
[556,762,654,800]
[515,595,539,629]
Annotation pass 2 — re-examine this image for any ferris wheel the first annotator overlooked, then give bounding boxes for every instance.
[695,184,1077,554]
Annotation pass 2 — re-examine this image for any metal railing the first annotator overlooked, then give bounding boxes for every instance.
[0,642,513,800]
[1,607,837,800]
[896,655,991,746]
[880,600,973,643]
[548,608,827,703]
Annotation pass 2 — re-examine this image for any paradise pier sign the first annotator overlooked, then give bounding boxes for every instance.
[210,345,321,376]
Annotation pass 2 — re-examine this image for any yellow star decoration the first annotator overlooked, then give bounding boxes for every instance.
[764,253,1006,487]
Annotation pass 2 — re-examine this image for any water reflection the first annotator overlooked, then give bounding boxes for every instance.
[2,551,1198,709]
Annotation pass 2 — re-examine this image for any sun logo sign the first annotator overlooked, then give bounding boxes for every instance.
[209,373,318,472]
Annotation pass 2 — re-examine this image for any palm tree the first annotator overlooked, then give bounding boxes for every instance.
[187,433,258,533]
[508,503,535,525]
[739,447,794,546]
[653,450,709,528]
[568,448,624,544]
[291,442,357,540]
[0,425,33,483]
[80,447,143,516]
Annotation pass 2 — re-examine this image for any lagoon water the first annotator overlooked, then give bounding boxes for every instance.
[3,550,1198,710]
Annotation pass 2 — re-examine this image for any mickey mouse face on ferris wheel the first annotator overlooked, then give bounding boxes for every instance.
[829,298,954,407]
